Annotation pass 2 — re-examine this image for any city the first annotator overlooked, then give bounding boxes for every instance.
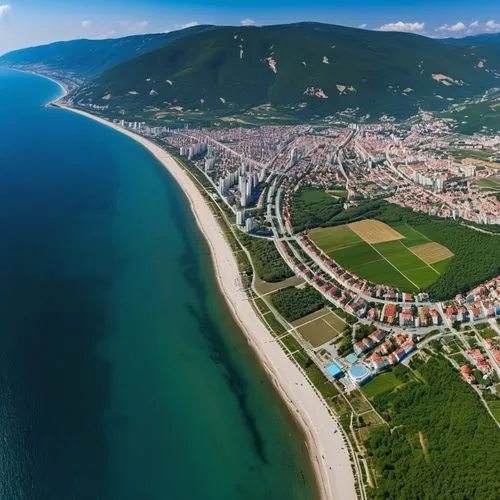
[105,114,500,408]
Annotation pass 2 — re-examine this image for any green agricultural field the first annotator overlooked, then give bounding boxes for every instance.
[450,149,496,162]
[393,223,430,247]
[431,257,453,275]
[474,177,500,190]
[346,251,419,292]
[374,240,439,289]
[311,225,362,254]
[310,221,452,293]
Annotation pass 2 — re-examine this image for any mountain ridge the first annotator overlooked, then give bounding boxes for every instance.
[0,25,215,80]
[2,22,499,122]
[71,22,500,120]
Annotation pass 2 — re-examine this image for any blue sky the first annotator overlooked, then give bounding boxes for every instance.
[0,0,499,53]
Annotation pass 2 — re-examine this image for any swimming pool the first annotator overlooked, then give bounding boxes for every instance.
[348,363,372,385]
[326,362,344,379]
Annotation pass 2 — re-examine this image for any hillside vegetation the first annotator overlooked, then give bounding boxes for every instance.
[71,23,500,120]
[0,25,213,79]
[366,356,500,500]
[443,32,500,48]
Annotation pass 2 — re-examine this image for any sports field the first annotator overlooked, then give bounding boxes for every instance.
[291,307,346,348]
[310,220,454,293]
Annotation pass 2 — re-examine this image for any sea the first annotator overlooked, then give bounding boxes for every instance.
[0,68,317,500]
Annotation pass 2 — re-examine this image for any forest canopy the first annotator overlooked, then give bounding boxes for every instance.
[271,285,325,321]
[366,356,500,500]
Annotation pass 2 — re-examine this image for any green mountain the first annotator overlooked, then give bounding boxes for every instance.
[71,23,500,120]
[443,33,500,48]
[0,25,213,81]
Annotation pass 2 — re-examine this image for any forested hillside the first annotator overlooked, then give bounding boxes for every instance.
[0,25,213,79]
[70,22,500,119]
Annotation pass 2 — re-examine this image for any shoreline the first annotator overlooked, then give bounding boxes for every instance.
[58,104,358,500]
[2,66,69,101]
[46,92,357,498]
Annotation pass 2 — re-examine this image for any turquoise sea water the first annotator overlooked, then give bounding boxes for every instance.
[0,68,317,499]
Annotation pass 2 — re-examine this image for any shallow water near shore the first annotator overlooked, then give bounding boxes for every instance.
[0,68,317,499]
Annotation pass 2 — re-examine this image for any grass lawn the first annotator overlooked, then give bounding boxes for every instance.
[290,349,339,400]
[327,189,348,198]
[305,363,339,399]
[443,339,461,354]
[479,327,498,340]
[345,389,372,413]
[280,333,303,353]
[292,309,346,348]
[360,410,385,426]
[263,311,287,335]
[450,149,496,162]
[291,307,331,327]
[363,371,405,399]
[291,349,310,369]
[299,187,335,204]
[451,353,469,366]
[487,400,500,422]
[254,297,271,314]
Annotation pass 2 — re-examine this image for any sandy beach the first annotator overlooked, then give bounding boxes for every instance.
[57,104,358,500]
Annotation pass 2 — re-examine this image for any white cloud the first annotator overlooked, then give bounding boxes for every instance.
[358,23,368,29]
[379,21,425,32]
[136,20,148,30]
[81,20,92,28]
[182,21,199,29]
[485,20,500,32]
[0,4,11,18]
[437,22,466,32]
[469,21,480,28]
[240,18,256,27]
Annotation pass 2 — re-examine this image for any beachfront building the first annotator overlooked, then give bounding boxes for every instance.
[347,363,372,386]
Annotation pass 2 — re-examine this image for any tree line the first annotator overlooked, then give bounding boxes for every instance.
[271,285,325,322]
[240,234,294,283]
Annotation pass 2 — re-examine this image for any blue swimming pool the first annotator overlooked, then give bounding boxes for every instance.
[348,363,372,385]
[345,353,358,365]
[326,362,343,378]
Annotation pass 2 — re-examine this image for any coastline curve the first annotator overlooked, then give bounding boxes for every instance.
[53,101,358,500]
